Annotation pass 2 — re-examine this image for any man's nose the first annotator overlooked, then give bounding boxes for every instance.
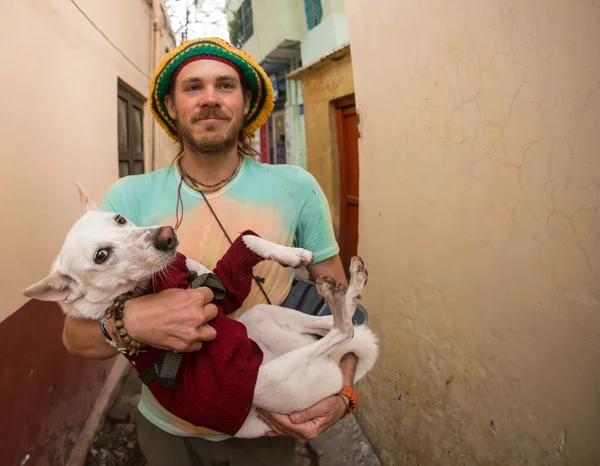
[200,86,220,107]
[153,226,178,251]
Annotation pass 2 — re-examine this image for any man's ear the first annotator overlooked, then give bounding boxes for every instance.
[165,94,178,120]
[23,272,78,303]
[76,182,99,214]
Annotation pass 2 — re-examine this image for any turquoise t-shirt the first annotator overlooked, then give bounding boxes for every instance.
[101,156,339,438]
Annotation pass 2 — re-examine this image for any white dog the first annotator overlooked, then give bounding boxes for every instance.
[23,185,379,438]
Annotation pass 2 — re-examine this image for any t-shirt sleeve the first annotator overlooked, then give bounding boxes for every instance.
[100,178,140,225]
[294,170,340,264]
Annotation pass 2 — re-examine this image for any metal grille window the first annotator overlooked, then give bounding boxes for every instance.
[304,0,323,30]
[239,0,254,44]
[117,82,145,178]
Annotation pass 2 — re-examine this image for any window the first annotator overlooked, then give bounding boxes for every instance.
[239,0,253,45]
[304,0,323,30]
[117,82,145,177]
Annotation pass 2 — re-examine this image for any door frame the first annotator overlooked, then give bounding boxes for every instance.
[334,95,358,271]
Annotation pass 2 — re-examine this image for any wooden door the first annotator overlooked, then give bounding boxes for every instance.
[260,125,269,163]
[335,96,359,273]
[117,82,145,177]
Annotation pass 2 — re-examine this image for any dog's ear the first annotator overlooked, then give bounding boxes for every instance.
[76,182,99,213]
[23,272,77,302]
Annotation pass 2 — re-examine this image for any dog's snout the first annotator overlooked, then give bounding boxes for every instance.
[153,226,178,251]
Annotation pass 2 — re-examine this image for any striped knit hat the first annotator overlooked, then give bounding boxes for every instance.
[149,37,274,141]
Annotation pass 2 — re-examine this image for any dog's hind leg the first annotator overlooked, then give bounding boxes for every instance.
[239,306,334,362]
[249,257,369,415]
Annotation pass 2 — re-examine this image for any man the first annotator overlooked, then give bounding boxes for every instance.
[62,37,358,465]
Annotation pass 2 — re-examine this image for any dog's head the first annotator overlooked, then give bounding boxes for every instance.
[23,184,179,318]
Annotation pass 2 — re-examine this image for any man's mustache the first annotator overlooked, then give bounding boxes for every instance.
[191,110,230,122]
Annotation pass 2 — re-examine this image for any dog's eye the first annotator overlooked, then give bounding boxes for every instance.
[94,249,110,264]
[115,215,127,225]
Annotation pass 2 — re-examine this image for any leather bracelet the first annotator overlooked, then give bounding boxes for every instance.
[336,394,352,418]
[337,385,358,417]
[99,315,112,340]
[99,315,120,350]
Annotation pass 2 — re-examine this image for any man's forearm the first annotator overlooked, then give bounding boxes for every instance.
[63,315,118,359]
[340,352,358,385]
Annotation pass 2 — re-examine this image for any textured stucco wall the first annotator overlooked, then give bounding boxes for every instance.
[345,0,600,464]
[300,51,354,237]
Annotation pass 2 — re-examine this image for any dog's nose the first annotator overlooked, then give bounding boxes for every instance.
[153,226,178,251]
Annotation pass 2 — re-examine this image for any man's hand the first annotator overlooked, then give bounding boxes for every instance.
[257,395,348,443]
[123,287,218,352]
[257,352,358,443]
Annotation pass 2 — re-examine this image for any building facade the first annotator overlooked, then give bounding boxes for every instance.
[226,0,357,265]
[0,1,175,464]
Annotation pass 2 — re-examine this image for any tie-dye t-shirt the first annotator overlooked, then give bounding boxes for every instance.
[100,156,339,438]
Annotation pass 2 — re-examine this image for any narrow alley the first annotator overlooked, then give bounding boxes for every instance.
[2,0,600,465]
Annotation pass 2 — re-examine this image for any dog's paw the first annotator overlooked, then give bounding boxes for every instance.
[350,256,368,286]
[317,276,347,303]
[275,247,315,268]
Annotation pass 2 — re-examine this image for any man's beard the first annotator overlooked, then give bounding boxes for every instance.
[176,108,244,154]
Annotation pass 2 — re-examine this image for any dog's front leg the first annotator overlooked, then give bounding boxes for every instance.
[242,236,314,268]
[185,258,212,277]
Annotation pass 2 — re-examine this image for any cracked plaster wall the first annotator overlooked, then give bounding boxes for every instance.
[345,0,600,464]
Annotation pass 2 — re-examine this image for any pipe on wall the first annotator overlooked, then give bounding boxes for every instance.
[151,0,162,171]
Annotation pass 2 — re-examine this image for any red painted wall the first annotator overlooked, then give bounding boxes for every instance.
[0,300,114,466]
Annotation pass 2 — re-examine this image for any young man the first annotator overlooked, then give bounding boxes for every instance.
[62,37,358,465]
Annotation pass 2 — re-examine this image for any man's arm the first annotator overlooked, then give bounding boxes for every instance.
[306,254,348,285]
[62,288,219,357]
[63,317,119,359]
[258,254,359,443]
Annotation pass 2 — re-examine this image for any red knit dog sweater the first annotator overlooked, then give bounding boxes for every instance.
[125,230,265,436]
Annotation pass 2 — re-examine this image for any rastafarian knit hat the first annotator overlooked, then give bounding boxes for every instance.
[149,37,274,141]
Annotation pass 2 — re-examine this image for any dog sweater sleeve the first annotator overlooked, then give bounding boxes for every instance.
[211,230,264,315]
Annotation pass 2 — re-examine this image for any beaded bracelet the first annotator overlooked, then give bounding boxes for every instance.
[101,291,146,355]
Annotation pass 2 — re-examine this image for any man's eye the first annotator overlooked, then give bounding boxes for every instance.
[115,215,127,225]
[94,249,111,264]
[186,86,201,91]
[220,83,234,89]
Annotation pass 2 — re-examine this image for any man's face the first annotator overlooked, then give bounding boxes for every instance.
[165,59,251,153]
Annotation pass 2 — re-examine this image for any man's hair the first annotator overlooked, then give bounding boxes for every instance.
[238,128,261,158]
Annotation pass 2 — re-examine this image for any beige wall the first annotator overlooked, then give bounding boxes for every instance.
[325,0,346,16]
[0,0,175,321]
[346,0,600,464]
[298,50,354,237]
